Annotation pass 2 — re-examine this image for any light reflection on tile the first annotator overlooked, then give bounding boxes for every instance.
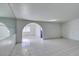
[22,48,30,56]
[0,35,15,56]
[22,38,30,48]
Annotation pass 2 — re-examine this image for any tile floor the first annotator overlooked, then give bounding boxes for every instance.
[11,37,79,56]
[1,36,79,56]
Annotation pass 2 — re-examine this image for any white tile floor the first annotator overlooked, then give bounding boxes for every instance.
[1,36,79,56]
[11,37,79,56]
[0,35,15,56]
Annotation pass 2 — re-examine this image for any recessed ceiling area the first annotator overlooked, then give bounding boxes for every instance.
[1,3,79,22]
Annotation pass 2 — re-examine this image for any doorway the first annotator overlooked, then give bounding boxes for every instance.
[22,23,43,48]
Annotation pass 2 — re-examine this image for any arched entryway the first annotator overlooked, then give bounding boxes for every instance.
[22,23,44,48]
[0,22,10,40]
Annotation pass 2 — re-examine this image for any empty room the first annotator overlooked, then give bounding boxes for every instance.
[0,3,79,56]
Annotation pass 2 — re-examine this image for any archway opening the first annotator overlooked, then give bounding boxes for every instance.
[0,22,10,40]
[22,23,43,48]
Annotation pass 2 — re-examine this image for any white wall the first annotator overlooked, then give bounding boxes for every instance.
[42,22,61,39]
[16,20,61,43]
[35,24,42,38]
[62,19,79,40]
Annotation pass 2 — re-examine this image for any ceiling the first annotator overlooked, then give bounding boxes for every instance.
[0,4,15,18]
[1,3,79,22]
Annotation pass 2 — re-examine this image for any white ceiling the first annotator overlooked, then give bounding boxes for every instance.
[0,4,15,18]
[1,3,79,22]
